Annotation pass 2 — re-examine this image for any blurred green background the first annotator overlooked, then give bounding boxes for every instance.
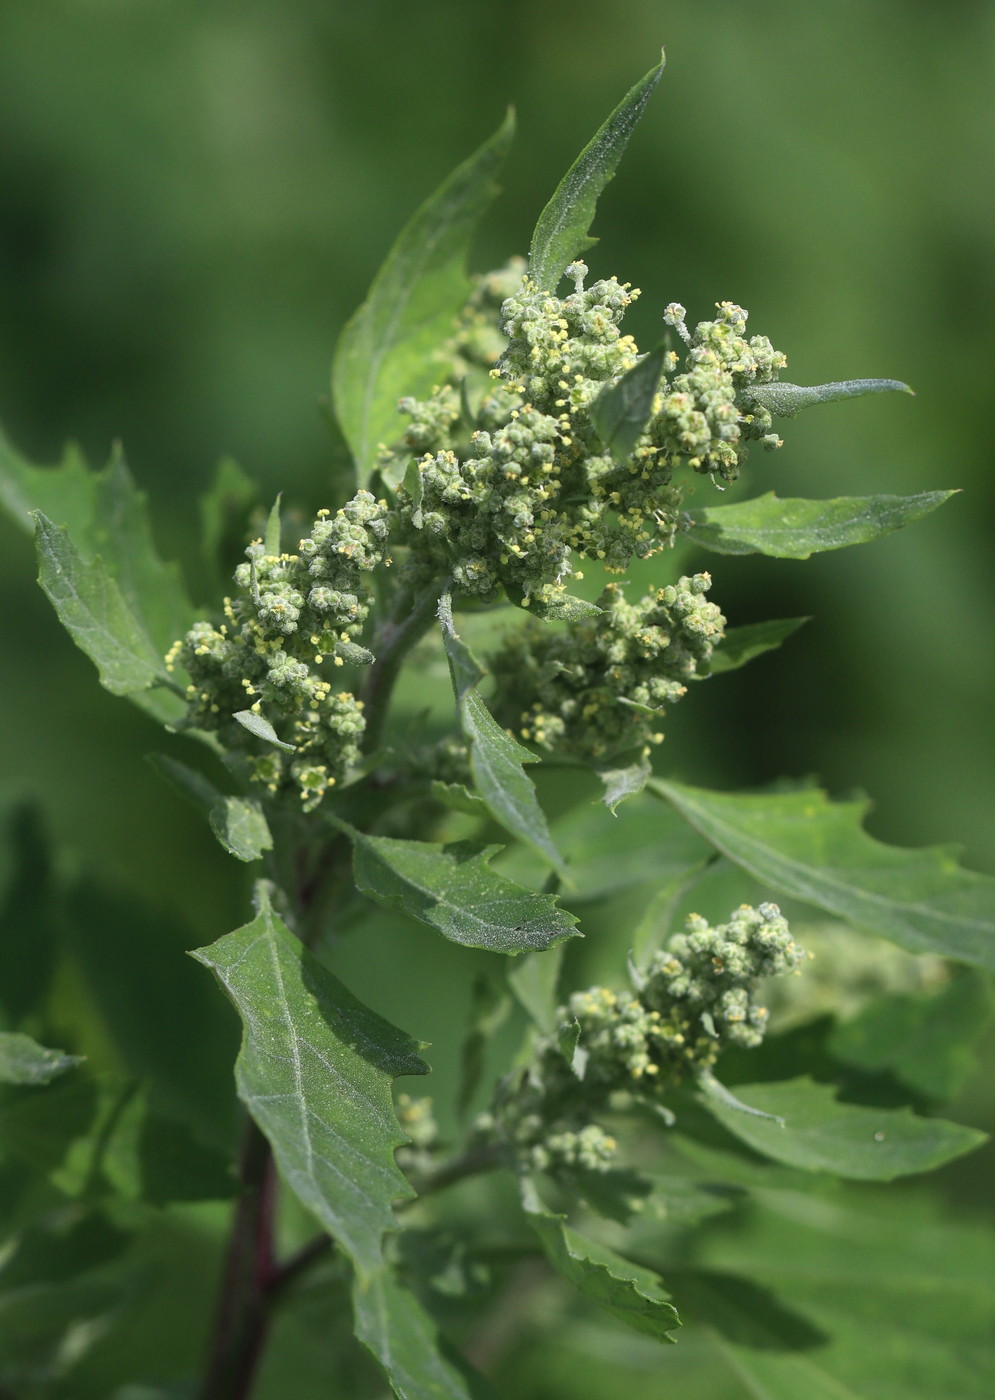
[0,3,993,1395]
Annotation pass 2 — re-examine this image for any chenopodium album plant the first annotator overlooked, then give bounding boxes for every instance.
[1,55,994,1400]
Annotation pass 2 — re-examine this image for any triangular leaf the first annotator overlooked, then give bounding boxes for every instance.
[590,344,667,464]
[698,1076,985,1179]
[333,112,514,484]
[746,377,912,418]
[191,887,428,1279]
[521,1180,680,1342]
[683,490,954,558]
[331,818,579,954]
[528,56,665,291]
[352,1266,503,1400]
[651,778,995,970]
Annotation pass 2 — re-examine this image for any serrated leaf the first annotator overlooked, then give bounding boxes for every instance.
[439,594,566,877]
[707,617,809,675]
[333,112,514,484]
[591,344,667,464]
[683,489,954,558]
[147,753,272,862]
[528,56,665,291]
[746,377,912,418]
[650,778,995,970]
[1,432,194,653]
[352,1267,503,1400]
[191,888,428,1279]
[0,1033,82,1086]
[233,708,297,752]
[331,818,579,954]
[522,1181,680,1342]
[34,512,169,696]
[698,1076,985,1179]
[596,753,652,814]
[829,970,995,1102]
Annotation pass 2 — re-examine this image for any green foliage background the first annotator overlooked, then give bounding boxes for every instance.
[0,3,992,1394]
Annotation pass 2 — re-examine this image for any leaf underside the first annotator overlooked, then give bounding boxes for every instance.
[652,778,995,970]
[683,490,954,558]
[191,889,428,1280]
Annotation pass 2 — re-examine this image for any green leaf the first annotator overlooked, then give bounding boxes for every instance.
[683,489,954,558]
[233,708,297,751]
[689,1185,995,1400]
[631,858,711,963]
[590,344,667,464]
[191,886,428,1279]
[528,56,665,291]
[352,1266,503,1400]
[440,594,566,878]
[651,778,995,970]
[522,1181,680,1342]
[829,970,995,1102]
[264,492,283,557]
[0,1033,82,1086]
[147,753,273,862]
[332,112,514,484]
[457,973,513,1116]
[707,617,809,675]
[34,512,170,697]
[0,432,194,653]
[746,377,912,418]
[698,1076,985,1179]
[331,818,579,955]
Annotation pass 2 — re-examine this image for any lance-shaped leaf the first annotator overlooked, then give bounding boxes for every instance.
[353,1267,503,1400]
[147,753,273,862]
[590,344,667,464]
[439,593,566,878]
[333,112,514,484]
[706,617,808,675]
[698,1076,985,1180]
[191,888,428,1279]
[233,709,296,752]
[650,778,995,970]
[529,56,665,291]
[746,377,912,418]
[33,513,170,698]
[596,753,652,814]
[683,489,954,558]
[1,433,194,653]
[0,1032,82,1086]
[522,1181,680,1342]
[330,818,579,954]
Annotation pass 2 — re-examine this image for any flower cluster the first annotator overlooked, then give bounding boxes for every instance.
[166,493,389,807]
[492,903,803,1176]
[488,574,725,760]
[389,262,787,613]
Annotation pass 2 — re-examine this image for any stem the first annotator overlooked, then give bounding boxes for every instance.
[197,1117,277,1400]
[360,578,446,754]
[402,1141,505,1205]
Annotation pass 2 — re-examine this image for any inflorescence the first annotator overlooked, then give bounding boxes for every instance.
[487,903,803,1177]
[167,261,790,807]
